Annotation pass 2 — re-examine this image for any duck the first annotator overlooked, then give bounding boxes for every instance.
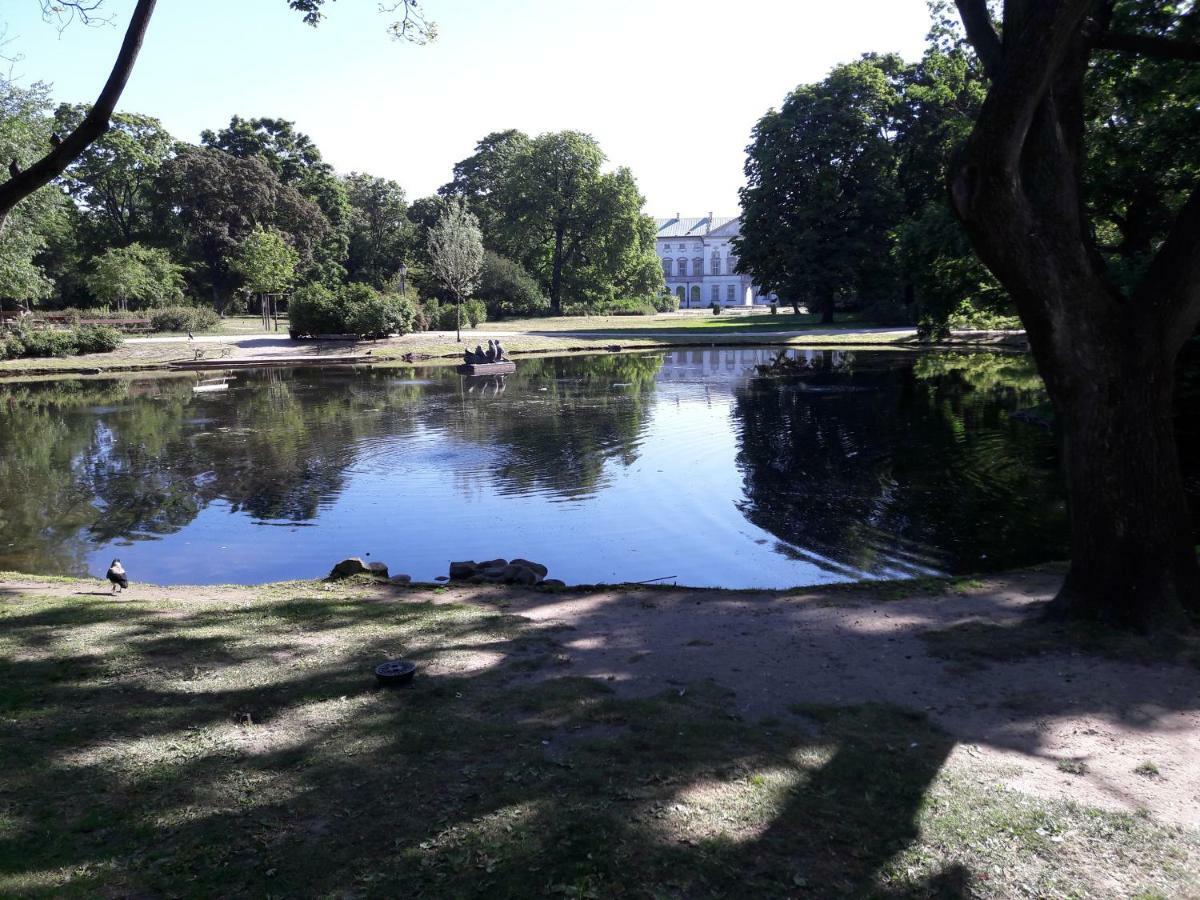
[50,133,63,148]
[106,559,129,594]
[8,159,20,179]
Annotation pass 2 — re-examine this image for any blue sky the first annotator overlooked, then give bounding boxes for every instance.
[3,0,932,216]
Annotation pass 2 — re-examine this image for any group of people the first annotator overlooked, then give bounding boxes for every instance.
[464,339,508,365]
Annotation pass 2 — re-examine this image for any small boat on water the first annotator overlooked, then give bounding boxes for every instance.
[192,376,231,393]
[456,361,516,376]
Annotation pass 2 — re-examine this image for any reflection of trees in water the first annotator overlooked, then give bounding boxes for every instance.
[733,351,1069,576]
[0,355,663,573]
[417,354,662,500]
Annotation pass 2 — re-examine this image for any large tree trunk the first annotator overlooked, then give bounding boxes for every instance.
[949,0,1200,629]
[1047,344,1200,628]
[549,225,565,316]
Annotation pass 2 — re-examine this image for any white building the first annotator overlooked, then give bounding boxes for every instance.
[655,214,774,308]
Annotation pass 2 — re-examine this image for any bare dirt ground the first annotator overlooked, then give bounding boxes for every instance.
[3,568,1197,828]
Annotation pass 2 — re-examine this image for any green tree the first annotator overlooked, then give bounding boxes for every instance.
[0,78,64,305]
[489,131,661,314]
[54,105,173,247]
[344,173,411,288]
[234,226,299,295]
[439,129,531,236]
[736,56,905,322]
[152,146,328,310]
[86,243,185,310]
[426,198,483,341]
[947,0,1200,628]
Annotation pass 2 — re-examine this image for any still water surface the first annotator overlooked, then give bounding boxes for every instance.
[0,347,1167,588]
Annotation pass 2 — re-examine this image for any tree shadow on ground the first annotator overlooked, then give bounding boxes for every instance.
[0,584,1193,897]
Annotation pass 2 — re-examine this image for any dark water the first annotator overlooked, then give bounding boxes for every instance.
[0,348,1191,587]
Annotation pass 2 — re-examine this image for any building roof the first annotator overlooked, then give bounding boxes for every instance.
[655,215,739,239]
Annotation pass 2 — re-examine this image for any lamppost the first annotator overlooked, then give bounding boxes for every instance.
[398,263,408,298]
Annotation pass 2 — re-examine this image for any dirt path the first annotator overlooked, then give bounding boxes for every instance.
[4,570,1197,826]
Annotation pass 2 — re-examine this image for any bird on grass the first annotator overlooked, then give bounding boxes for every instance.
[50,133,63,148]
[8,159,20,179]
[106,559,129,594]
[187,330,194,341]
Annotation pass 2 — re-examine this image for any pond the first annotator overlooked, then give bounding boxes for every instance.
[1,348,1195,588]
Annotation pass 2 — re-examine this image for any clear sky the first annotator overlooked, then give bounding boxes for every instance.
[3,0,932,217]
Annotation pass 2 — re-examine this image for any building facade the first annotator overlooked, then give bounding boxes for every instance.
[655,214,773,307]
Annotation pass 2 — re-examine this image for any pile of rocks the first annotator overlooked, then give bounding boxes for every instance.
[329,557,411,586]
[448,558,564,588]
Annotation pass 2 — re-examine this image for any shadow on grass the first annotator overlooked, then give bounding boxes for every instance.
[0,591,977,898]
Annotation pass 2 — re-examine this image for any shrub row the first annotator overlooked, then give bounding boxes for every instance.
[420,298,487,331]
[148,306,221,333]
[0,325,123,360]
[288,283,417,339]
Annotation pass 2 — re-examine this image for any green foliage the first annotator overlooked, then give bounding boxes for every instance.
[288,283,415,338]
[653,291,678,313]
[343,172,411,288]
[738,56,905,322]
[0,325,122,359]
[0,78,64,303]
[462,298,487,328]
[287,284,344,337]
[426,198,484,304]
[233,226,299,295]
[55,105,173,247]
[476,251,547,318]
[446,130,662,314]
[85,243,186,310]
[148,306,220,333]
[344,293,416,338]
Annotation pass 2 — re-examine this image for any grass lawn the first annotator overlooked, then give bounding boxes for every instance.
[479,310,889,336]
[0,577,1194,898]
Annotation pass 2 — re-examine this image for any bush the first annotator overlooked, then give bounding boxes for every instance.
[653,292,679,313]
[289,283,417,339]
[345,294,416,338]
[288,284,344,338]
[463,299,487,328]
[861,298,914,326]
[711,302,722,315]
[74,325,123,354]
[149,306,220,333]
[477,252,548,319]
[0,325,123,359]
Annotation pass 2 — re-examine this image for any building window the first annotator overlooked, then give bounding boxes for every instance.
[689,285,702,305]
[711,254,720,275]
[727,284,735,303]
[692,258,703,276]
[677,258,687,276]
[711,285,720,304]
[662,259,672,277]
[728,255,738,273]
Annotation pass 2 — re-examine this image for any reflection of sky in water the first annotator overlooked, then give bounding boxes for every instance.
[0,348,1085,587]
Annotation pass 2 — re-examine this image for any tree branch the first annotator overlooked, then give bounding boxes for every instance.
[954,0,1003,77]
[956,0,1094,189]
[0,0,157,228]
[1092,31,1200,62]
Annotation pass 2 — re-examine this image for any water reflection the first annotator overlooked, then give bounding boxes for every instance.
[1,349,1188,587]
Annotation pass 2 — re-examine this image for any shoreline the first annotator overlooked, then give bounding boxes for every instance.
[0,327,1029,381]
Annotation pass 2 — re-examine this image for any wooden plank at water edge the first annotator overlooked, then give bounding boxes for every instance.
[170,354,376,372]
[456,361,516,376]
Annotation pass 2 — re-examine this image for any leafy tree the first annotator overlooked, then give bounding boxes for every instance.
[477,250,547,318]
[54,105,173,247]
[489,131,661,314]
[947,0,1200,628]
[152,146,328,310]
[86,243,185,310]
[234,226,299,295]
[736,56,905,322]
[202,116,350,284]
[426,198,483,341]
[344,172,411,288]
[439,129,531,236]
[0,78,64,305]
